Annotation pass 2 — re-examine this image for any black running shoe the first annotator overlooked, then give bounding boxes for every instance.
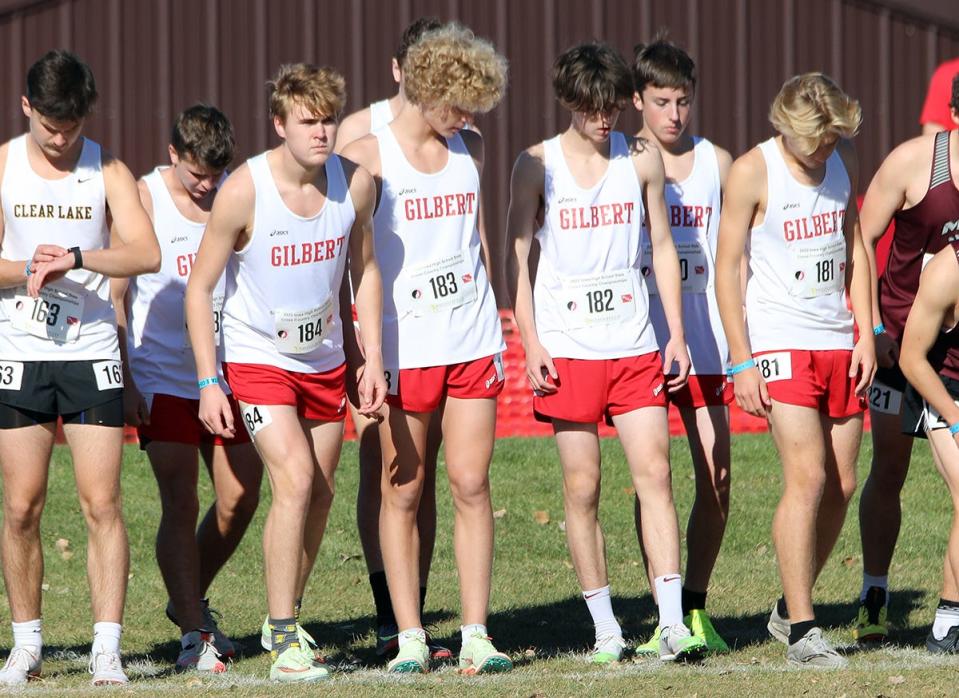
[926,625,959,654]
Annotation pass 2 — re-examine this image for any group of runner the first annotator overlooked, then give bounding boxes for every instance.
[0,16,957,686]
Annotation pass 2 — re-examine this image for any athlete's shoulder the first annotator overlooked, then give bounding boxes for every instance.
[459,128,484,160]
[879,133,935,174]
[213,160,254,208]
[512,144,546,184]
[710,142,733,171]
[726,145,767,196]
[335,106,373,154]
[339,156,375,208]
[339,133,380,171]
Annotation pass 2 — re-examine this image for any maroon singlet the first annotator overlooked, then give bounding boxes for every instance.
[879,130,959,343]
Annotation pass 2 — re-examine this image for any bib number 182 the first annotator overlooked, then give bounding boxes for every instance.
[587,288,613,314]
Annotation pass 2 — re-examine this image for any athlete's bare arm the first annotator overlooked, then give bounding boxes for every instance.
[334,107,373,154]
[716,147,770,416]
[838,139,877,392]
[342,159,387,415]
[900,248,959,423]
[186,164,254,438]
[459,129,495,275]
[715,145,733,191]
[0,143,33,289]
[634,136,690,387]
[340,135,383,181]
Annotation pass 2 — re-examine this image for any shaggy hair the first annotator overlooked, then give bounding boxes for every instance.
[769,73,862,155]
[268,63,346,121]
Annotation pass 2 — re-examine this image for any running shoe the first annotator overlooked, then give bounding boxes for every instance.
[767,602,790,644]
[269,645,329,683]
[659,623,707,662]
[633,626,661,658]
[685,609,730,653]
[926,625,959,654]
[175,631,226,673]
[0,646,41,686]
[458,633,512,674]
[387,636,429,674]
[852,586,888,643]
[375,624,399,657]
[590,634,627,664]
[200,599,236,658]
[89,650,128,685]
[786,627,847,668]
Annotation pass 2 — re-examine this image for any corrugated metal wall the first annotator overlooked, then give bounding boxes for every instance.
[1,0,958,301]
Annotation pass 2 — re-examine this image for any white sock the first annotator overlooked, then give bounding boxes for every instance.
[11,619,42,651]
[92,622,122,655]
[583,585,622,640]
[933,606,959,641]
[397,627,425,648]
[460,623,487,646]
[860,574,888,602]
[654,574,684,629]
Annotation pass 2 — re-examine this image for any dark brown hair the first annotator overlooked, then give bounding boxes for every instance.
[171,104,235,170]
[552,42,633,114]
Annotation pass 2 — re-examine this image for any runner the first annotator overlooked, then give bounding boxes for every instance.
[341,22,511,674]
[112,104,262,673]
[0,50,160,686]
[506,41,705,664]
[715,72,875,667]
[184,63,386,682]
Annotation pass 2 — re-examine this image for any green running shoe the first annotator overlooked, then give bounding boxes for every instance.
[590,634,627,664]
[633,626,661,657]
[685,609,730,653]
[659,623,707,662]
[261,616,325,665]
[458,634,512,675]
[852,587,888,643]
[387,636,429,674]
[269,646,329,683]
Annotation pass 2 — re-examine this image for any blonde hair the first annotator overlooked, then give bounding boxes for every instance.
[769,73,861,155]
[268,63,346,121]
[401,23,507,114]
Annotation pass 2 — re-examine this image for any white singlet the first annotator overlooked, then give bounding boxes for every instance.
[127,168,229,399]
[643,137,727,375]
[746,138,853,353]
[373,125,504,369]
[369,99,394,132]
[0,134,117,361]
[534,131,657,360]
[221,152,354,373]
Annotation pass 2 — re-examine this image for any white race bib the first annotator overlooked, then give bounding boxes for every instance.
[184,295,224,349]
[8,286,84,343]
[756,352,792,383]
[868,379,903,416]
[789,238,846,298]
[404,250,477,316]
[92,360,124,391]
[0,361,24,391]
[384,367,399,396]
[242,404,273,437]
[273,297,334,354]
[641,240,709,295]
[559,269,636,330]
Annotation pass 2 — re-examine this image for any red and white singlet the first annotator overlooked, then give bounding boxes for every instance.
[643,137,727,374]
[0,134,116,360]
[534,131,657,359]
[745,138,853,353]
[373,125,504,370]
[128,168,228,398]
[221,152,354,373]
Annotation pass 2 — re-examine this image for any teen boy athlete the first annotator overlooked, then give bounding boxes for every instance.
[112,105,263,673]
[715,73,875,667]
[0,50,160,686]
[507,41,705,665]
[185,64,386,683]
[631,39,734,655]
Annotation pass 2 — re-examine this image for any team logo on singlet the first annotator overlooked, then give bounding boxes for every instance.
[942,219,959,238]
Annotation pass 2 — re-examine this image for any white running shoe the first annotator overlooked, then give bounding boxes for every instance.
[176,631,226,673]
[89,650,128,685]
[0,646,41,685]
[786,627,848,668]
[768,603,790,644]
[201,599,236,658]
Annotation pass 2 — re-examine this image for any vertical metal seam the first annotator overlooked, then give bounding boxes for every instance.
[207,0,219,105]
[58,0,70,48]
[783,0,793,78]
[688,0,699,131]
[109,0,121,152]
[302,0,315,63]
[351,0,363,115]
[736,0,747,153]
[158,0,171,156]
[544,0,555,136]
[878,7,890,160]
[831,0,842,83]
[495,0,508,245]
[926,21,938,79]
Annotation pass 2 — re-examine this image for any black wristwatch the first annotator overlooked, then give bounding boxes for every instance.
[68,246,83,270]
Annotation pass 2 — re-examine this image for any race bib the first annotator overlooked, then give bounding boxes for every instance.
[405,250,477,316]
[384,367,399,396]
[242,404,273,437]
[92,360,124,391]
[273,297,334,354]
[0,361,24,391]
[559,269,636,330]
[756,352,792,383]
[8,286,84,343]
[183,295,224,349]
[789,238,846,298]
[868,379,903,416]
[641,240,709,295]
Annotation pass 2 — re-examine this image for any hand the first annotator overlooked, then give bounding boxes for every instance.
[358,355,387,418]
[27,254,72,297]
[732,366,771,417]
[851,335,877,396]
[122,383,150,427]
[524,340,558,395]
[663,337,691,392]
[874,331,899,369]
[198,384,236,438]
[30,244,69,266]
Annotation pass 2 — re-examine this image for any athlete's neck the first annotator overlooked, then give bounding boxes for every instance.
[559,126,611,159]
[388,92,406,120]
[274,144,327,188]
[163,167,214,216]
[391,105,445,146]
[637,127,694,157]
[25,134,83,177]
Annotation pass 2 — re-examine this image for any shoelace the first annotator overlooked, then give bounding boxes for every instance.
[88,652,121,675]
[3,647,38,673]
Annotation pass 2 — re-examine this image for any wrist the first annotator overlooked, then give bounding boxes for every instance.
[727,358,756,376]
[68,246,83,270]
[949,422,959,436]
[23,260,32,278]
[873,322,886,336]
[197,376,219,390]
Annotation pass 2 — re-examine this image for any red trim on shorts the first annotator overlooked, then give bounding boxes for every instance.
[755,349,865,418]
[223,362,347,422]
[138,393,251,447]
[386,354,505,413]
[666,374,734,408]
[533,351,667,425]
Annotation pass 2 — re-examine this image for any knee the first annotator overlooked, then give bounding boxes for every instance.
[216,486,260,526]
[633,459,672,495]
[448,470,490,506]
[272,464,315,509]
[3,497,44,534]
[79,493,124,528]
[825,473,857,508]
[563,472,601,512]
[382,480,423,513]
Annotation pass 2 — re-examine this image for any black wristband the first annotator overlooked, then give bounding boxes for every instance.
[68,246,83,270]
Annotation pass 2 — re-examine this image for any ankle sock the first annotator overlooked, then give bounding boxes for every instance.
[788,619,816,645]
[92,622,121,655]
[681,587,707,615]
[582,585,622,640]
[654,574,684,629]
[11,619,42,651]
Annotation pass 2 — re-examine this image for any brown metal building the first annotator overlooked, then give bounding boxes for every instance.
[0,0,957,300]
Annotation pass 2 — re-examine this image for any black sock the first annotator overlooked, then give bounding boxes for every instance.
[420,586,427,616]
[370,572,396,628]
[269,617,299,656]
[939,598,959,610]
[682,588,707,615]
[777,596,789,619]
[788,619,816,644]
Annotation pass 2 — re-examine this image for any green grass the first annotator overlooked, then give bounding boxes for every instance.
[6,431,958,695]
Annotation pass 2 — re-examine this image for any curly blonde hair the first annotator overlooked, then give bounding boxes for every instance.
[401,23,507,114]
[269,63,346,121]
[769,73,861,155]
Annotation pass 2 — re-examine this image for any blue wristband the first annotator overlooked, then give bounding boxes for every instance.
[949,423,959,435]
[727,359,757,376]
[197,377,219,389]
[873,323,886,336]
[24,260,32,277]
